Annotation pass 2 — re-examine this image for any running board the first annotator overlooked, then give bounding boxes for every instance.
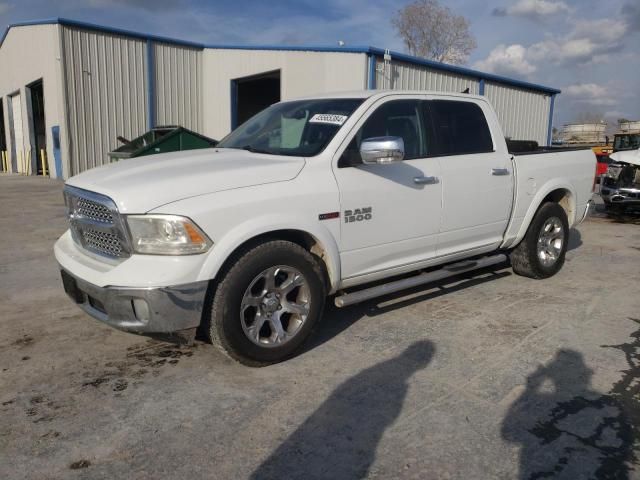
[334,254,508,308]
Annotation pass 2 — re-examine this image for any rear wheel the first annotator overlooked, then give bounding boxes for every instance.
[510,202,569,279]
[206,240,326,366]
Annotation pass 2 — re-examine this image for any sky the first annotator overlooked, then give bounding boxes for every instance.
[0,0,638,129]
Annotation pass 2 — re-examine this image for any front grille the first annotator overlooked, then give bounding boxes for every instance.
[81,228,124,257]
[76,197,114,224]
[64,186,130,259]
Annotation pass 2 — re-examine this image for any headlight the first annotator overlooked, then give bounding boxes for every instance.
[126,215,212,255]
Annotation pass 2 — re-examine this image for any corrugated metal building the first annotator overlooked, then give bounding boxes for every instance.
[0,18,560,179]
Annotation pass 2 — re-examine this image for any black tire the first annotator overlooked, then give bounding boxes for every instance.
[206,240,326,366]
[510,202,569,279]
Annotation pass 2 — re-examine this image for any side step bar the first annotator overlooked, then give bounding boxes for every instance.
[334,254,508,308]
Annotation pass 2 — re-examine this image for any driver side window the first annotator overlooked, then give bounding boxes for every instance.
[340,99,427,167]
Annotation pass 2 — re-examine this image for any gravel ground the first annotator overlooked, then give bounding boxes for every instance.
[1,175,639,479]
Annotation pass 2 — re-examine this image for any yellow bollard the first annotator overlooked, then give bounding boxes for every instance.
[40,149,48,177]
[27,149,32,176]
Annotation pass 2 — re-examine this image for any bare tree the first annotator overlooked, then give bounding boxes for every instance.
[391,0,477,65]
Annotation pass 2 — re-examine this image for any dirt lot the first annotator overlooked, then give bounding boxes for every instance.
[1,175,639,479]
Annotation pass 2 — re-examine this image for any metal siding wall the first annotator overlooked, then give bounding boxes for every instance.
[154,42,202,131]
[375,58,479,94]
[202,49,367,139]
[62,26,147,175]
[373,57,551,145]
[484,81,550,145]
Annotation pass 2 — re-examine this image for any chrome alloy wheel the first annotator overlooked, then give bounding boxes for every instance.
[240,266,311,347]
[537,216,564,267]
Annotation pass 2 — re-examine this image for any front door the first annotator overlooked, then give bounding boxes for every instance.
[333,97,442,280]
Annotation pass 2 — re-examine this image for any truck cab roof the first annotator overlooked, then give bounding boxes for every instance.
[291,89,486,102]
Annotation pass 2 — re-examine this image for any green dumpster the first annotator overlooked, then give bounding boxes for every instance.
[109,126,218,160]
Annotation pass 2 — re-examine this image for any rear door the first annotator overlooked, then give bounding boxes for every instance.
[426,99,513,255]
[332,96,442,280]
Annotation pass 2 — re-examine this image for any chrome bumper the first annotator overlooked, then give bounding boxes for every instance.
[600,191,640,206]
[59,268,208,333]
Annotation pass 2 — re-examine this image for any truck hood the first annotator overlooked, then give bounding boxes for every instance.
[610,148,640,167]
[65,148,305,213]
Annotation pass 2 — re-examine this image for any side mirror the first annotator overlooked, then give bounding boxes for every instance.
[359,136,405,165]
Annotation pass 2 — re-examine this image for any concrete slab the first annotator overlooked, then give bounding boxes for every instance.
[1,176,639,479]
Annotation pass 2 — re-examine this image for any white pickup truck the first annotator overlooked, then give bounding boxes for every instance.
[55,91,595,365]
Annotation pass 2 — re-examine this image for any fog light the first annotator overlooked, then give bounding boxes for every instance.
[131,298,151,323]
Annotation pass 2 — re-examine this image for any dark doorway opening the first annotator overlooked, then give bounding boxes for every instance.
[0,99,6,171]
[232,70,280,129]
[27,79,46,175]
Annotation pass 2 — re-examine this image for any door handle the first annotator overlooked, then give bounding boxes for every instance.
[413,176,439,185]
[491,168,510,176]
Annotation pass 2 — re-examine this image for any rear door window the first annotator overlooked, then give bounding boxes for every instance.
[427,100,494,156]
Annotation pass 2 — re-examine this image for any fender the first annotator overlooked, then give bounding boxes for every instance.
[196,214,342,293]
[502,177,577,249]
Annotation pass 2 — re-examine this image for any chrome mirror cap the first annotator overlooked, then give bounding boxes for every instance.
[359,136,405,165]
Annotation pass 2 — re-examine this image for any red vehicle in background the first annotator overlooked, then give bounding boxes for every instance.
[592,144,613,177]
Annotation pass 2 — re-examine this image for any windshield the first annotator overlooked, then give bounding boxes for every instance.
[614,134,640,151]
[217,98,364,156]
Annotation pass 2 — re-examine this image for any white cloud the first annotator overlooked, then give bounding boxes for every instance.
[564,83,616,106]
[565,83,607,98]
[493,0,571,19]
[475,14,631,75]
[473,44,537,76]
[527,18,628,64]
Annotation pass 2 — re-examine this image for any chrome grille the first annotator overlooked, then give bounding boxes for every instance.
[81,229,123,257]
[64,186,130,259]
[76,197,114,224]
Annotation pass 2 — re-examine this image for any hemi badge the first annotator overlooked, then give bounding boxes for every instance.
[318,212,340,220]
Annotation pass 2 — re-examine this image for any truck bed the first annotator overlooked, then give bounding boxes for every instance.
[506,139,591,156]
[501,147,596,248]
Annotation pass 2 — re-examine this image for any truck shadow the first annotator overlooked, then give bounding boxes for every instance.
[250,340,435,480]
[501,319,640,479]
[568,228,582,251]
[304,266,511,354]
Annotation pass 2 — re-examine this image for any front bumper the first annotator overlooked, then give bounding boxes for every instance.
[600,188,640,206]
[59,268,208,333]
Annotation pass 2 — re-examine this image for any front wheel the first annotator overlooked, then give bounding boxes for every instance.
[206,240,326,366]
[510,202,569,279]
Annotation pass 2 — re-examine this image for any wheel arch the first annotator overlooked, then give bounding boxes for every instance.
[508,182,577,249]
[197,220,341,294]
[542,188,575,224]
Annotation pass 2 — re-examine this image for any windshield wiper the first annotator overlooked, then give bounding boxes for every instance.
[239,145,272,154]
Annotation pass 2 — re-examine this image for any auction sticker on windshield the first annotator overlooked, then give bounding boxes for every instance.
[309,114,348,126]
